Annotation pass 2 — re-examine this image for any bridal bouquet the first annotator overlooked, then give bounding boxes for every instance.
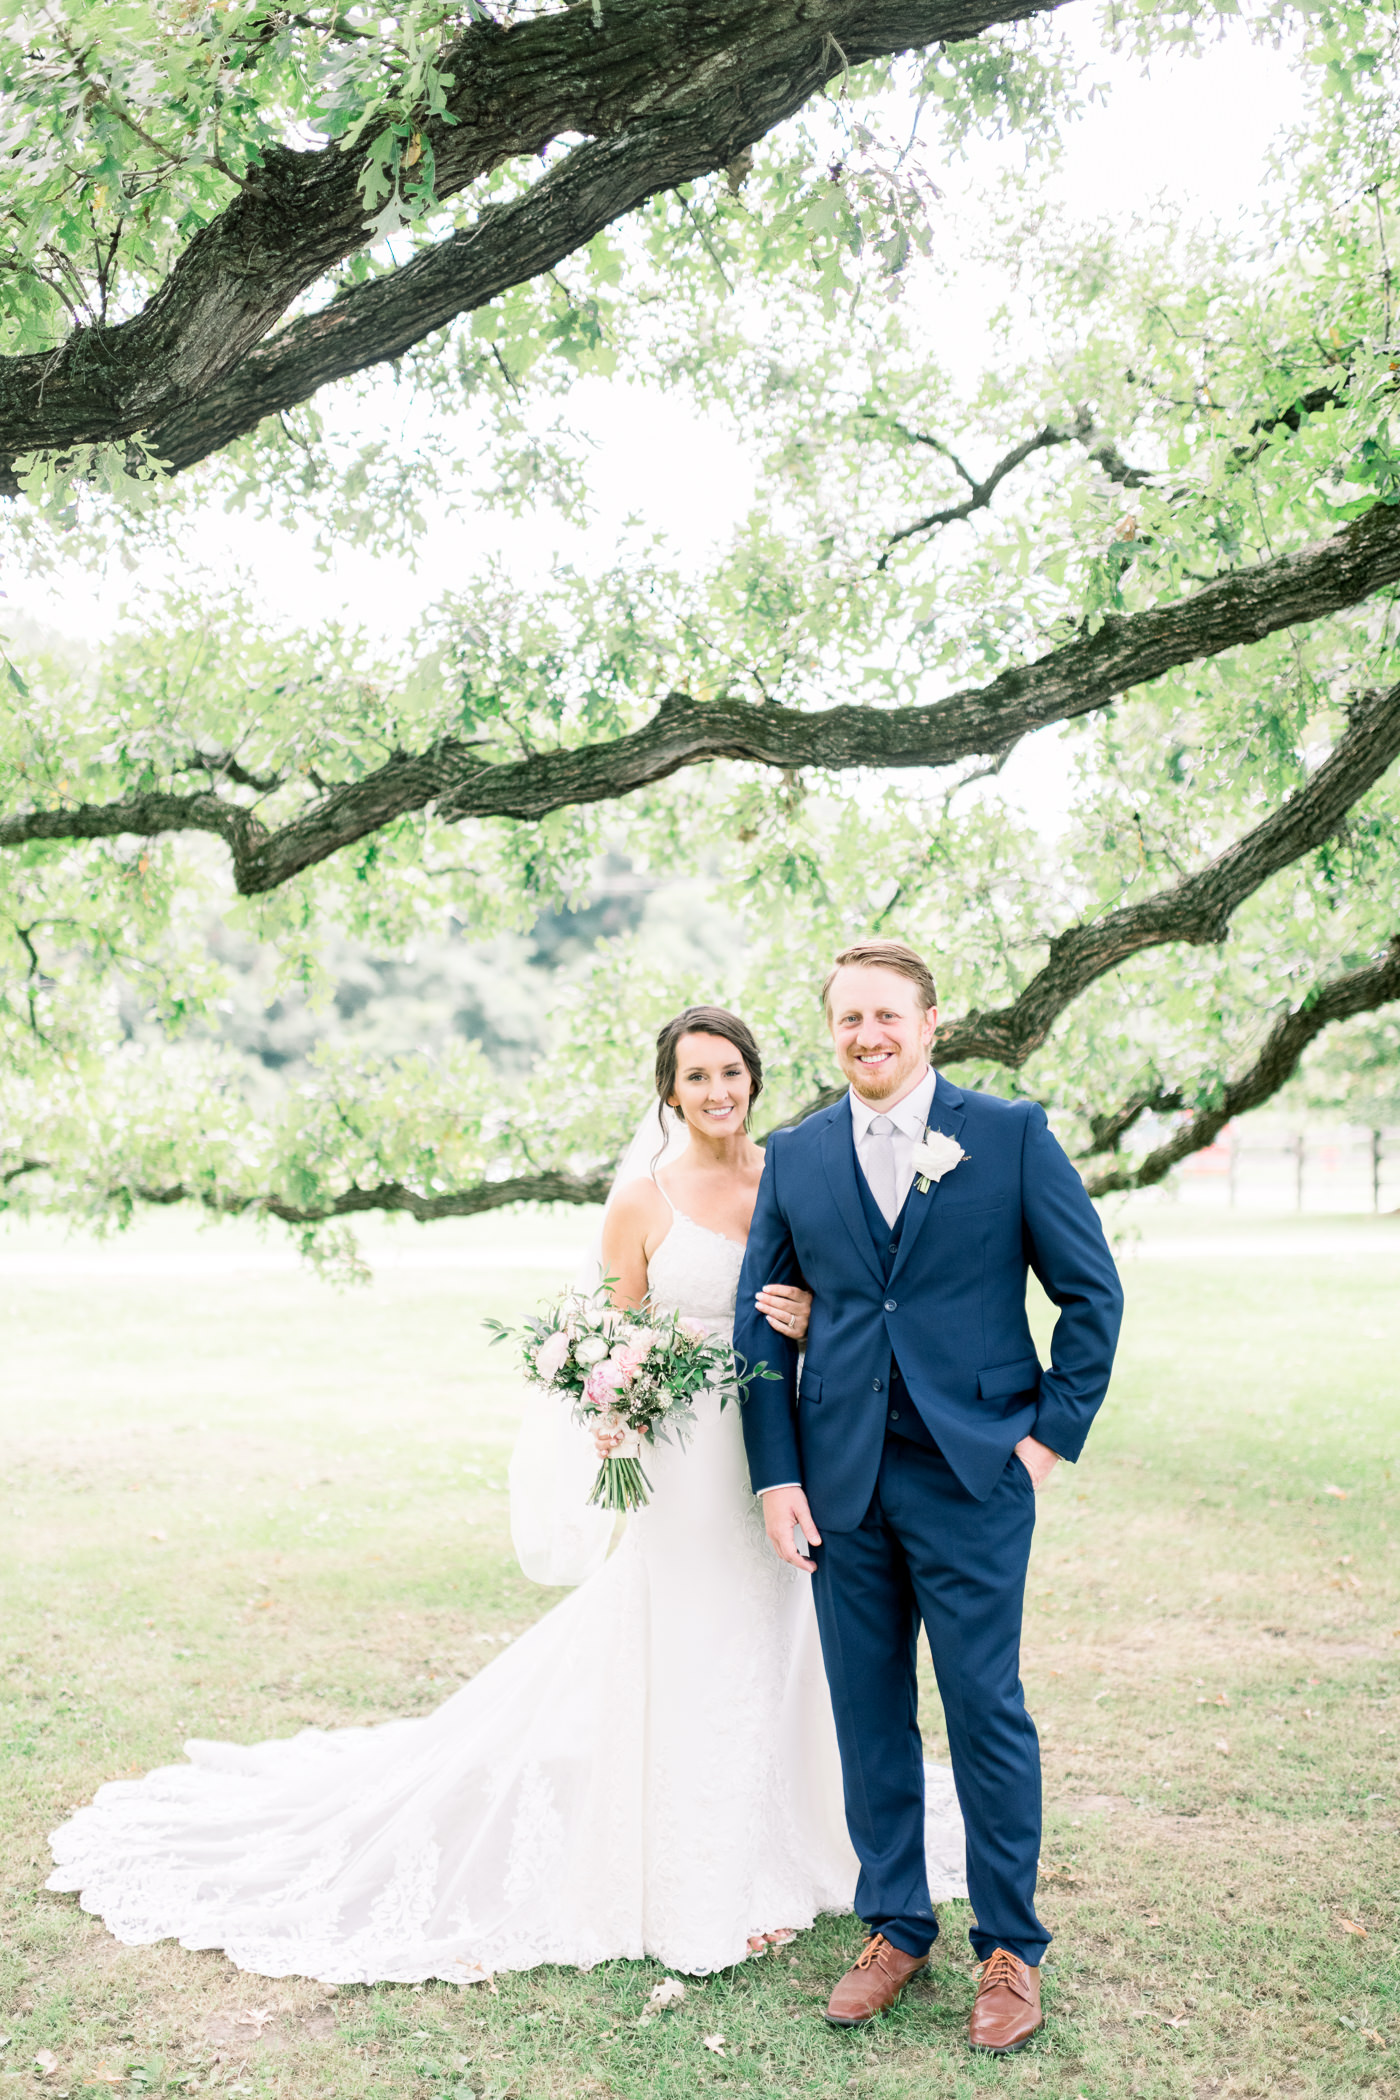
[487,1284,752,1513]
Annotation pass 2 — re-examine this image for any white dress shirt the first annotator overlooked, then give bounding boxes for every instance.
[756,1065,938,1497]
[850,1064,938,1226]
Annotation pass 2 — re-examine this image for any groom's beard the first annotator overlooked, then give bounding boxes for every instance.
[840,1048,921,1104]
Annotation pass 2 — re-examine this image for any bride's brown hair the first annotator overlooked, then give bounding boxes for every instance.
[654,1007,764,1147]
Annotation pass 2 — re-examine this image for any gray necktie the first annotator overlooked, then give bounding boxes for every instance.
[865,1114,898,1227]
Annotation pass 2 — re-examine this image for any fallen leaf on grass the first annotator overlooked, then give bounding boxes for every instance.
[1337,1918,1368,1937]
[87,2068,124,2087]
[1162,2016,1191,2029]
[1145,1914,1161,1927]
[230,2008,275,2032]
[33,2051,58,2076]
[649,1978,686,2007]
[1215,1738,1230,1756]
[1322,1484,1348,1499]
[702,2034,727,2054]
[1363,2029,1389,2048]
[1214,1691,1230,1707]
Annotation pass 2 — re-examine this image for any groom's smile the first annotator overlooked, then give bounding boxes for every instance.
[826,962,939,1111]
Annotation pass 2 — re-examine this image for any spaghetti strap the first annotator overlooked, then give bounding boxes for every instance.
[652,1169,678,1217]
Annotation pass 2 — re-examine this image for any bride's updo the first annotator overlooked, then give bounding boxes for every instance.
[654,1006,764,1139]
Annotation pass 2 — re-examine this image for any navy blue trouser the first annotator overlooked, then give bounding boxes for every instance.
[811,1432,1048,1966]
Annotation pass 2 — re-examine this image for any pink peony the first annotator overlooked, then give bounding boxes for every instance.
[610,1343,654,1387]
[679,1317,709,1341]
[535,1329,571,1383]
[583,1363,625,1407]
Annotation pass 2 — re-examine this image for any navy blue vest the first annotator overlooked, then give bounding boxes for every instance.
[851,1137,938,1452]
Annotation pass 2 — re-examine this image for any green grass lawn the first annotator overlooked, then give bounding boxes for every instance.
[2,1204,1397,2100]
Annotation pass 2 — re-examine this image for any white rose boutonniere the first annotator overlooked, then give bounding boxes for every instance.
[912,1129,968,1194]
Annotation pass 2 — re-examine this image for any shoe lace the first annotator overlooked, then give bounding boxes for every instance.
[855,1934,891,1971]
[979,1948,1025,1995]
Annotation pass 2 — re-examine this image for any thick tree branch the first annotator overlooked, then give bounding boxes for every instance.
[19,931,1399,1232]
[5,501,1400,893]
[13,727,1399,1232]
[1,1165,615,1225]
[1082,936,1400,1196]
[1083,1087,1174,1155]
[15,934,1395,1230]
[935,678,1400,1069]
[0,0,1060,487]
[766,681,1400,1129]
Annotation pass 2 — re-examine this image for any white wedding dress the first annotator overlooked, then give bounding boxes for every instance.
[48,1195,966,1983]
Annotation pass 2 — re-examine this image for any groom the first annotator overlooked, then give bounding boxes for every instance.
[734,940,1122,2054]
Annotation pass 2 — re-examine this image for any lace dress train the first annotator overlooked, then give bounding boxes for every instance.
[47,1210,966,1982]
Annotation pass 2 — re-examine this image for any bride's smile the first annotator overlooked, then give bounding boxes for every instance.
[673,1045,751,1140]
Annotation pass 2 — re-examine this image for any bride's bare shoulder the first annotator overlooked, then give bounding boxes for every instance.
[605,1177,670,1237]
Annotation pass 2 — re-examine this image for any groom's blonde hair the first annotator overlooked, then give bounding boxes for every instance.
[822,940,938,1016]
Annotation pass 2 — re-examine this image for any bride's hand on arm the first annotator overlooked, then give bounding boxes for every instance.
[755,1283,812,1341]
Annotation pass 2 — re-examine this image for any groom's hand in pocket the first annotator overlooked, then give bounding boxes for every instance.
[761,1486,822,1572]
[1013,1433,1061,1490]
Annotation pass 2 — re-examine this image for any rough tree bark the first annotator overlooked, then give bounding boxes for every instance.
[1082,935,1400,1196]
[6,500,1400,893]
[0,0,1062,490]
[769,677,1400,1120]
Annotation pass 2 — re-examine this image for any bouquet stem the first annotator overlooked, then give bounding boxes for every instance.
[587,1454,653,1512]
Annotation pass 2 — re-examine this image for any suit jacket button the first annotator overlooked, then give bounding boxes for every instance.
[883,1298,897,1313]
[889,1409,901,1421]
[872,1377,882,1392]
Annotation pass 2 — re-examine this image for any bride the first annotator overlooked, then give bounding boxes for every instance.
[47,1004,964,1983]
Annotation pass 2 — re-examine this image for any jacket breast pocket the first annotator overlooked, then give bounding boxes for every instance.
[799,1371,823,1406]
[977,1357,1040,1402]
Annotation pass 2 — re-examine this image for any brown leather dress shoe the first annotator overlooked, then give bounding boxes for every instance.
[825,1933,929,2027]
[967,1947,1043,2053]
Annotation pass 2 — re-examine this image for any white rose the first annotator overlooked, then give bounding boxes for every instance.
[574,1335,610,1366]
[534,1329,571,1382]
[911,1130,967,1184]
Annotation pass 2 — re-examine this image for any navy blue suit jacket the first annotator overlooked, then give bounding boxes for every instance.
[734,1074,1124,1531]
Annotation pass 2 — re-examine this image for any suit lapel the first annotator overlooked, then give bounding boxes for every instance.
[819,1098,884,1289]
[888,1073,966,1288]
